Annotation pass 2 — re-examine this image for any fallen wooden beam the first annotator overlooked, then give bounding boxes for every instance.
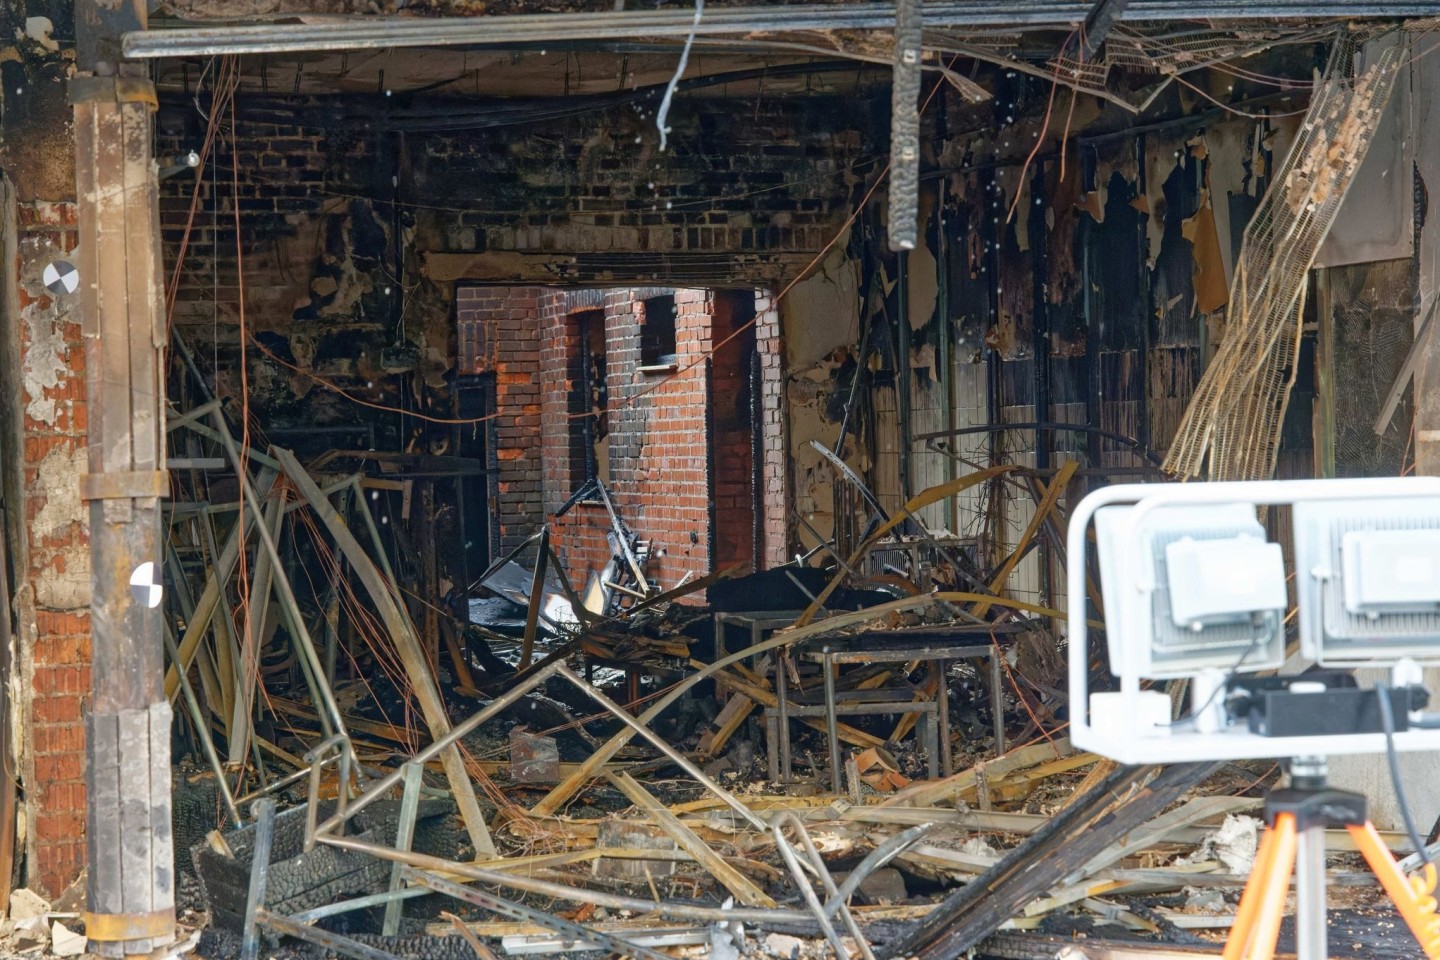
[889,762,1219,960]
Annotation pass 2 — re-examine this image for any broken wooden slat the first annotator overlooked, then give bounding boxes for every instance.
[1076,796,1261,879]
[879,738,1073,809]
[981,931,1246,960]
[698,694,755,757]
[441,911,503,960]
[972,753,1101,803]
[898,842,999,878]
[844,806,1408,853]
[1059,757,1120,812]
[607,772,776,908]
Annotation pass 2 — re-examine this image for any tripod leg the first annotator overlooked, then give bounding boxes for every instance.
[1225,815,1297,960]
[1295,819,1329,960]
[1349,822,1440,959]
[1226,822,1284,960]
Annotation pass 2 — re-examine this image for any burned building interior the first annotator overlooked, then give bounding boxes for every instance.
[4,1,1440,959]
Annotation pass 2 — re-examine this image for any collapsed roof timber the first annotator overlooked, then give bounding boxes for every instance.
[0,1,1437,958]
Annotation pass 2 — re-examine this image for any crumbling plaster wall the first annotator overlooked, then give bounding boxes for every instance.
[0,2,93,898]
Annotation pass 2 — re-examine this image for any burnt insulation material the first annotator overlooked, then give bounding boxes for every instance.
[198,925,487,960]
[193,798,461,933]
[173,767,224,878]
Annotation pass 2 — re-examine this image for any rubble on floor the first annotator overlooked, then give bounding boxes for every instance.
[115,404,1423,960]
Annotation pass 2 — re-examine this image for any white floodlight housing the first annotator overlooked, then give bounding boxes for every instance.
[1294,497,1440,665]
[1069,477,1440,765]
[1095,502,1287,680]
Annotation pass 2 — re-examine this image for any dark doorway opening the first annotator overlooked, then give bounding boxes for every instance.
[454,374,497,589]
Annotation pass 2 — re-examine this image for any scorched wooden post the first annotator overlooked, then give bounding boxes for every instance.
[73,1,176,954]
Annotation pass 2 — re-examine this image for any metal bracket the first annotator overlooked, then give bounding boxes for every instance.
[83,908,175,943]
[79,470,169,501]
[69,77,159,109]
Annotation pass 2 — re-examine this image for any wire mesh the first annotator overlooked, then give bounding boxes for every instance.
[1164,31,1403,480]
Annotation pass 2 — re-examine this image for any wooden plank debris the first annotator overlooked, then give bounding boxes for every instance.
[607,772,776,907]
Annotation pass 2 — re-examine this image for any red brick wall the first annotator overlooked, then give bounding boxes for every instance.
[11,201,91,897]
[458,284,789,599]
[601,288,714,595]
[455,286,543,559]
[756,294,790,567]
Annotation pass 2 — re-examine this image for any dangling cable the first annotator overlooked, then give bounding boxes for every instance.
[656,0,703,151]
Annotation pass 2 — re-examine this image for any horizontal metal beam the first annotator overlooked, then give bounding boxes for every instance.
[124,3,1435,58]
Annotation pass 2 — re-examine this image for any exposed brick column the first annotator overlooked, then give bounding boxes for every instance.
[455,286,544,559]
[756,292,790,567]
[609,288,714,593]
[6,199,91,899]
[538,291,587,516]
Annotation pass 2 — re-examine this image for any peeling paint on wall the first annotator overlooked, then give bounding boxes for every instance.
[19,244,74,427]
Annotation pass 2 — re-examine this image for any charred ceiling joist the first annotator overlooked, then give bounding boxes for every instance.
[123,1,1440,58]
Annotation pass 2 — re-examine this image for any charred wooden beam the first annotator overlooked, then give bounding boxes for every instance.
[886,762,1219,960]
[72,5,177,945]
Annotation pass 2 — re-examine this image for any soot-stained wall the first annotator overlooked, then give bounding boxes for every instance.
[781,77,1310,606]
[158,86,884,450]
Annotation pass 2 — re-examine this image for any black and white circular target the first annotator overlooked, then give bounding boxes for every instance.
[129,562,163,609]
[43,260,78,296]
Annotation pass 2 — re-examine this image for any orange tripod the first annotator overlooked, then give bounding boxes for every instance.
[1225,774,1440,960]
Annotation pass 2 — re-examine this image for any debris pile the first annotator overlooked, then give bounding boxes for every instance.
[109,402,1412,960]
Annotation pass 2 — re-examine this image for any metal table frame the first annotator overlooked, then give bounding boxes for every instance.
[713,610,810,659]
[767,642,1004,793]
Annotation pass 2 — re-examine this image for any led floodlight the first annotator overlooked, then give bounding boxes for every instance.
[1094,502,1286,680]
[1068,477,1440,765]
[1294,496,1440,666]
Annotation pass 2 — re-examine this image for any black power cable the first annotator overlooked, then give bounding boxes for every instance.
[1376,684,1430,867]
